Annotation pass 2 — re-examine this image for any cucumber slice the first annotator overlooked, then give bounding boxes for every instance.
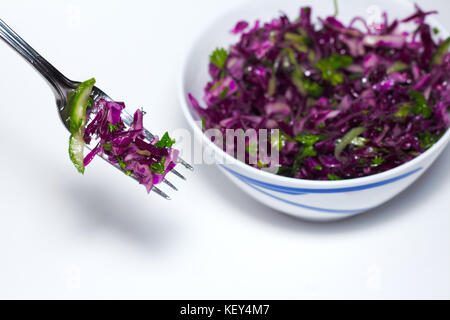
[69,78,96,133]
[69,132,85,174]
[431,37,450,67]
[67,78,95,173]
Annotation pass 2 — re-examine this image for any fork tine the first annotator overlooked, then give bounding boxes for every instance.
[170,169,186,180]
[86,144,171,200]
[178,158,194,171]
[163,178,178,191]
[152,186,171,200]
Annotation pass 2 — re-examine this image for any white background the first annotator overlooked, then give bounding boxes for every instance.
[0,0,448,299]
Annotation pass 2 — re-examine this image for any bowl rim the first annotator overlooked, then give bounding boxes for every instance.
[178,0,450,188]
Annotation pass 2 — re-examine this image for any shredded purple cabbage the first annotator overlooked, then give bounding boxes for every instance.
[189,5,450,180]
[83,98,179,192]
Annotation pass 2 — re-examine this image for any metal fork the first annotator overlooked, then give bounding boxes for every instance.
[0,19,193,200]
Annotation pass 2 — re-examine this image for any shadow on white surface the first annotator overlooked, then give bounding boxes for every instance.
[196,145,450,232]
[58,180,179,254]
[0,126,180,254]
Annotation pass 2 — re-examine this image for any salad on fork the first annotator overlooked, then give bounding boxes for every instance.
[0,19,192,199]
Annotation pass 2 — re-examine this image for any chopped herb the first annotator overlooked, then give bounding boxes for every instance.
[201,117,206,130]
[247,141,258,156]
[371,156,384,167]
[155,132,176,148]
[394,103,413,118]
[302,145,317,157]
[315,164,323,171]
[116,157,128,170]
[284,32,309,44]
[271,131,287,151]
[125,170,133,176]
[316,53,353,86]
[218,86,230,99]
[278,166,294,177]
[210,48,228,69]
[294,132,320,146]
[410,90,433,119]
[257,159,267,168]
[302,79,323,98]
[151,157,166,174]
[102,142,112,151]
[291,132,319,174]
[108,123,118,132]
[328,174,341,180]
[418,131,443,150]
[433,27,439,35]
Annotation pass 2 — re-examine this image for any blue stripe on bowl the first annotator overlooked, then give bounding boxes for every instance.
[220,165,422,194]
[241,181,372,214]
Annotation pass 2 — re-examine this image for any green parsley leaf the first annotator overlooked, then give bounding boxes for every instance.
[410,90,433,119]
[303,79,323,98]
[302,145,317,157]
[116,157,128,170]
[102,142,112,151]
[418,131,443,150]
[218,86,230,99]
[294,132,320,146]
[277,166,295,178]
[315,164,323,171]
[151,157,166,174]
[246,141,258,156]
[316,53,353,86]
[201,117,207,131]
[394,103,413,118]
[210,48,228,69]
[328,174,341,180]
[271,131,293,151]
[284,32,309,43]
[371,156,385,167]
[108,123,118,132]
[155,132,176,148]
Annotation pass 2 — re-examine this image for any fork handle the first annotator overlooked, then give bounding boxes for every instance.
[0,18,74,99]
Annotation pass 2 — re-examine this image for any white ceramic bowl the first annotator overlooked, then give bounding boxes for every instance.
[179,0,450,221]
